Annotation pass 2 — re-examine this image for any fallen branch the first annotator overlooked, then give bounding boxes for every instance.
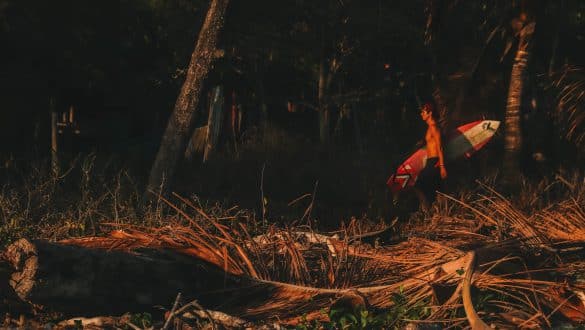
[162,292,182,330]
[462,251,492,330]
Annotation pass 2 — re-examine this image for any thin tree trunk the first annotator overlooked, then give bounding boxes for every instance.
[203,86,224,162]
[548,0,563,77]
[253,60,268,141]
[50,97,59,177]
[353,106,362,153]
[146,0,229,198]
[503,22,535,187]
[318,56,330,145]
[432,86,448,129]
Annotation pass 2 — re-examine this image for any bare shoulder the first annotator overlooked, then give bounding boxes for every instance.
[429,124,441,137]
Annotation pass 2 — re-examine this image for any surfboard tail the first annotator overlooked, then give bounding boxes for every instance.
[387,174,410,194]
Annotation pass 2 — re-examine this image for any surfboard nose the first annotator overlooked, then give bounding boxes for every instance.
[482,120,500,132]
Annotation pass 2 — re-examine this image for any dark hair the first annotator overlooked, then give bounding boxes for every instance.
[421,102,438,119]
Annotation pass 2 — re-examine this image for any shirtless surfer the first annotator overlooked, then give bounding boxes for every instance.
[416,102,447,208]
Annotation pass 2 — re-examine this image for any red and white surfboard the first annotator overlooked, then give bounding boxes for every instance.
[387,120,500,194]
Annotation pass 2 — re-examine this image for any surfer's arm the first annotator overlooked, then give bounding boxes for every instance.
[433,127,447,179]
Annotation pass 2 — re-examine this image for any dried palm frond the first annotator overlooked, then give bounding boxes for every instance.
[57,177,585,328]
[549,65,585,151]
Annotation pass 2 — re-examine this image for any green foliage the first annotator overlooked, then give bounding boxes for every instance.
[385,289,432,327]
[125,312,152,330]
[295,305,393,330]
[294,289,432,329]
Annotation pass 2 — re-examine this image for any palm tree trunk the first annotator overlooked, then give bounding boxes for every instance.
[145,0,229,198]
[503,22,535,187]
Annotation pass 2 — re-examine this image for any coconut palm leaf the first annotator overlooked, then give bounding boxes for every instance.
[549,65,585,150]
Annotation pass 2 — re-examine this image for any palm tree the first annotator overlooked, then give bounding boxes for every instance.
[424,0,584,188]
[503,13,536,187]
[146,0,229,198]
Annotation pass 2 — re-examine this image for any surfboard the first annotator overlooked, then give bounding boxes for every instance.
[387,120,500,194]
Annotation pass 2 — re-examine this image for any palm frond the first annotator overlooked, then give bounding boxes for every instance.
[57,176,585,327]
[549,65,585,150]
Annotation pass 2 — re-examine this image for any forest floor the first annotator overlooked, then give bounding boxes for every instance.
[0,149,584,329]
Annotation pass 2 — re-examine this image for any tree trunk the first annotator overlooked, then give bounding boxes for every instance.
[1,239,248,316]
[503,22,535,187]
[318,56,330,145]
[0,238,365,322]
[50,97,59,177]
[432,86,448,129]
[548,0,563,77]
[252,60,268,142]
[353,107,362,153]
[146,0,229,198]
[203,86,224,162]
[184,125,208,160]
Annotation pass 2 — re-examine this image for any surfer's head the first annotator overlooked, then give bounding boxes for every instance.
[420,102,437,122]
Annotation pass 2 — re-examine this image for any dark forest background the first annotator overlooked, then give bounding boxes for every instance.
[0,0,584,226]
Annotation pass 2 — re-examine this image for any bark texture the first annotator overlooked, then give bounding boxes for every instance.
[2,239,248,316]
[146,0,229,197]
[503,22,535,187]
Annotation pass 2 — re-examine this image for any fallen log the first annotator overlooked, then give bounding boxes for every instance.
[5,237,565,328]
[1,238,475,324]
[1,238,252,316]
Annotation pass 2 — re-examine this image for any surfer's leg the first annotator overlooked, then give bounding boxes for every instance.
[416,188,431,211]
[416,159,439,210]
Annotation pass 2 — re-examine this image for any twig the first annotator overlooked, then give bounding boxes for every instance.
[545,292,577,320]
[167,300,220,330]
[301,181,318,224]
[125,321,141,330]
[162,292,182,330]
[287,193,312,206]
[171,192,212,221]
[555,174,576,191]
[190,300,217,330]
[347,226,390,243]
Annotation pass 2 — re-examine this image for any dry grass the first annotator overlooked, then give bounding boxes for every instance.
[54,173,585,328]
[1,156,584,328]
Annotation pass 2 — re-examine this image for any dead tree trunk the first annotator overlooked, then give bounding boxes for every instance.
[1,239,248,316]
[0,238,366,322]
[184,86,225,161]
[203,86,224,162]
[184,126,208,160]
[146,0,229,198]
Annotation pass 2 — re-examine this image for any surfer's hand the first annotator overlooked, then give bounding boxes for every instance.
[440,166,447,179]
